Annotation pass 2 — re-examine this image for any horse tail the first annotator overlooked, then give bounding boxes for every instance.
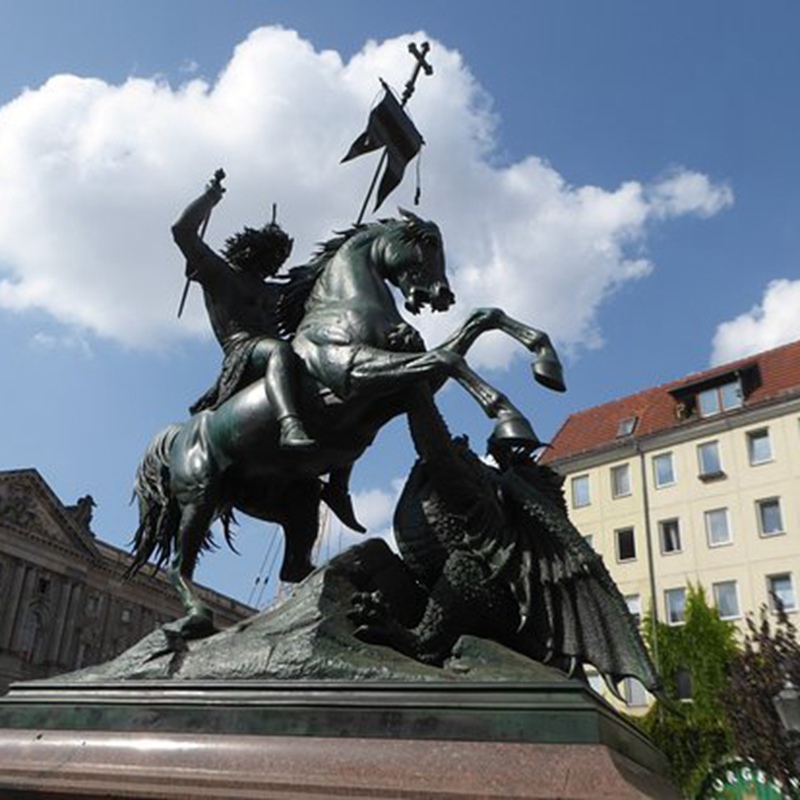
[125,424,183,578]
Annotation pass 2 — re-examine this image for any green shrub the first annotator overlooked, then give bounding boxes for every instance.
[638,585,738,796]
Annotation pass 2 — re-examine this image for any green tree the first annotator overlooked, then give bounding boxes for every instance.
[638,585,739,797]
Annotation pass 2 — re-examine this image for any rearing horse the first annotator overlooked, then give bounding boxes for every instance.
[129,210,564,634]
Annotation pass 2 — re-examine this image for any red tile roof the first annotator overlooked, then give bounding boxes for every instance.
[540,339,800,464]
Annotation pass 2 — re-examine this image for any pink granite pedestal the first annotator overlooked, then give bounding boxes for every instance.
[0,679,679,799]
[0,728,678,799]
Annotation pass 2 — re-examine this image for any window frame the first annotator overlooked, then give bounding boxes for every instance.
[697,379,743,418]
[617,417,638,438]
[571,474,591,509]
[747,428,773,466]
[697,440,725,480]
[622,677,648,708]
[675,668,693,702]
[625,593,642,626]
[610,463,632,499]
[658,517,682,555]
[652,452,676,489]
[757,497,785,538]
[586,670,604,696]
[615,527,637,563]
[767,573,797,613]
[704,507,733,548]
[712,580,741,621]
[665,587,687,625]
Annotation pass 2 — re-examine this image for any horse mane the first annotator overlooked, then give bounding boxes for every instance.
[276,224,366,336]
[276,213,441,337]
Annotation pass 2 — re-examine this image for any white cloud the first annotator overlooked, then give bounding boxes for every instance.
[646,168,734,219]
[30,330,93,358]
[348,478,406,552]
[0,26,733,366]
[711,279,800,365]
[351,485,396,531]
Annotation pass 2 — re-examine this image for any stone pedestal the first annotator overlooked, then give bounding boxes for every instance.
[0,679,679,799]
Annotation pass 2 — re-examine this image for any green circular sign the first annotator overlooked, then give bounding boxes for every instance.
[697,760,800,800]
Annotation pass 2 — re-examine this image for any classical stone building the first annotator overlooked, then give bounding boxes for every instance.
[541,338,800,710]
[0,468,255,694]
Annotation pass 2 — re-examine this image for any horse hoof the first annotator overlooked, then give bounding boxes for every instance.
[531,353,566,392]
[489,413,541,449]
[280,559,315,584]
[181,609,217,640]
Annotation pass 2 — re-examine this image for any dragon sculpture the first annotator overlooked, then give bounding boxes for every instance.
[352,389,660,697]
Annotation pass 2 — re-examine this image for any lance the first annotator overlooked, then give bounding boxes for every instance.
[177,168,225,318]
[354,41,433,225]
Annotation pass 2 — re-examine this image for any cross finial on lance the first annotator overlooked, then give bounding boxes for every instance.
[402,42,433,107]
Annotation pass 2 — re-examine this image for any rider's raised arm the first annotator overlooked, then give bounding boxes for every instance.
[171,179,227,282]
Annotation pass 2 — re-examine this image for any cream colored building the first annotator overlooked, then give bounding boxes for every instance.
[541,339,800,709]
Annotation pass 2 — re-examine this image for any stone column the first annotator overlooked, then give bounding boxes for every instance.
[58,583,84,667]
[0,561,26,650]
[47,578,72,664]
[8,567,35,652]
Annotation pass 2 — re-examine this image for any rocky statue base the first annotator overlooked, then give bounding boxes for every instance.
[0,541,677,799]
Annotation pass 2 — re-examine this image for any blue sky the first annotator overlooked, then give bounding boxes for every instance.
[1,1,799,606]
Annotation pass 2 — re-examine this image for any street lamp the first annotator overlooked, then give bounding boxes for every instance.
[774,680,800,771]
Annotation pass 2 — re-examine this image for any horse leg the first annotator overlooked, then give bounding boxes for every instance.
[167,502,216,637]
[277,479,321,584]
[445,357,543,449]
[437,308,565,392]
[349,347,541,449]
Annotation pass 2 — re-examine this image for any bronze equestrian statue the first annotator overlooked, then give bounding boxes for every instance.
[128,177,564,637]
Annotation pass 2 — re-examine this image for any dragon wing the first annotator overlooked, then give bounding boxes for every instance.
[496,463,660,695]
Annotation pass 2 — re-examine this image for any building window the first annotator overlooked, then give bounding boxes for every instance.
[571,475,590,508]
[611,464,632,498]
[698,380,743,417]
[767,573,796,612]
[86,594,102,617]
[625,594,641,626]
[757,498,784,537]
[582,534,594,550]
[652,452,675,488]
[623,677,647,707]
[747,428,773,466]
[617,417,638,437]
[665,587,686,625]
[697,441,724,479]
[616,527,636,562]
[586,670,604,696]
[121,608,133,624]
[713,580,740,620]
[675,668,693,701]
[705,508,732,547]
[658,518,682,554]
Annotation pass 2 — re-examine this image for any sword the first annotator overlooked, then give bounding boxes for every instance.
[177,168,225,318]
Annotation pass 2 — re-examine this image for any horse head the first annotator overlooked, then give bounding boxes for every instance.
[374,209,455,315]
